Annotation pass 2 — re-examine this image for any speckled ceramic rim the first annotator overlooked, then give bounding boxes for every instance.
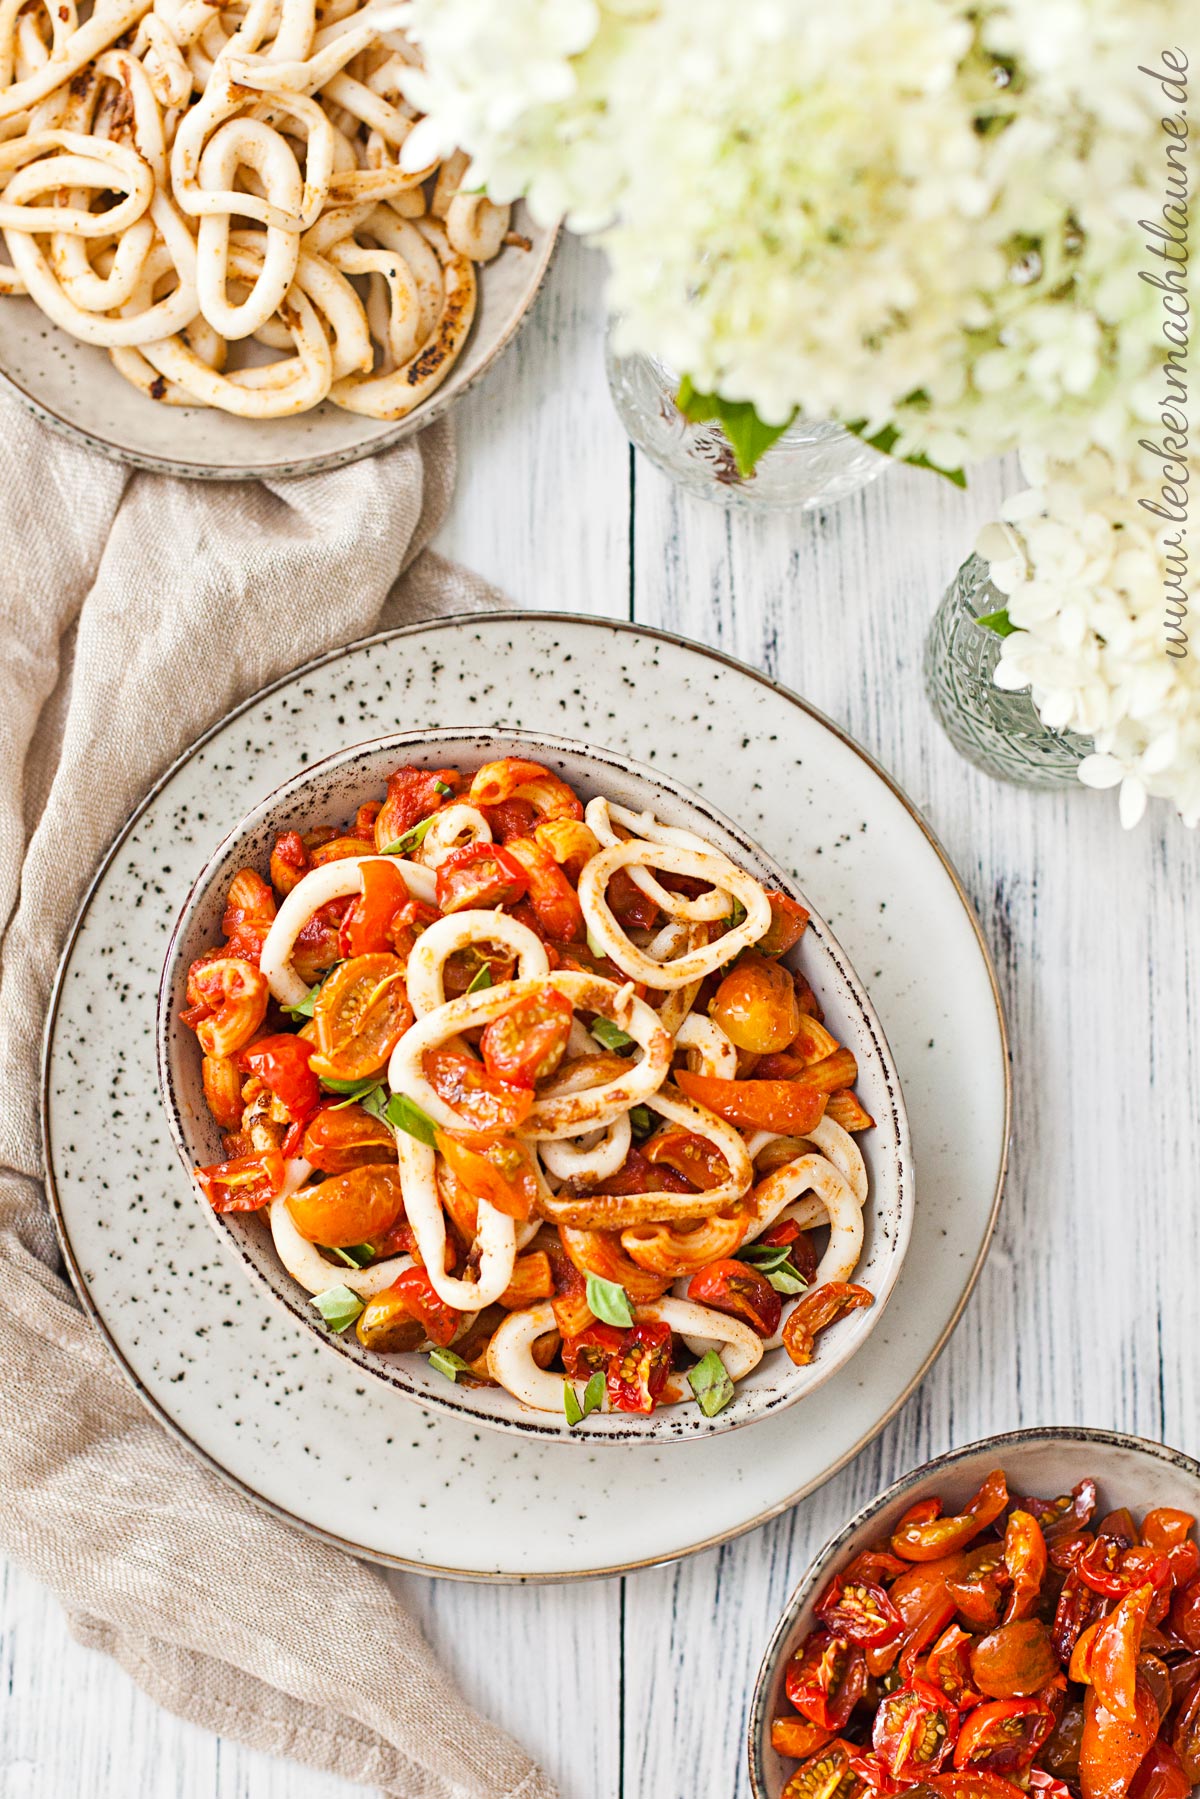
[41,613,1011,1581]
[746,1426,1200,1799]
[0,227,558,481]
[154,725,912,1444]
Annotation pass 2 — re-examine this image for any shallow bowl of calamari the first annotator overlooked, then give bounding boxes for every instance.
[157,727,913,1443]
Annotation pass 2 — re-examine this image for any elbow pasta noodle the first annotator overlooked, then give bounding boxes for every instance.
[0,0,527,416]
[181,755,881,1422]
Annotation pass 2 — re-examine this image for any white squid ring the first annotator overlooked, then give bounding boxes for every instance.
[578,841,770,989]
[258,853,435,1007]
[404,908,549,1018]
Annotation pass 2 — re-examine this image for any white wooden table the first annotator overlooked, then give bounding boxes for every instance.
[3,238,1197,1799]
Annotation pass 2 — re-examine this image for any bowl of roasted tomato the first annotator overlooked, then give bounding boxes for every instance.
[750,1428,1200,1799]
[157,727,911,1441]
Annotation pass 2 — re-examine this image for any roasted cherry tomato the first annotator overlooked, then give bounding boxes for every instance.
[435,1132,538,1221]
[687,1259,783,1339]
[286,1164,405,1247]
[338,859,412,957]
[892,1473,1009,1564]
[1171,1575,1200,1651]
[310,953,413,1081]
[425,1048,534,1134]
[503,836,585,941]
[1174,1675,1200,1785]
[1003,1511,1049,1621]
[560,1322,624,1381]
[301,1102,398,1173]
[771,1717,834,1761]
[872,1679,959,1782]
[954,1699,1055,1775]
[1053,1566,1106,1664]
[238,1033,319,1122]
[1128,1742,1192,1799]
[1089,1585,1155,1723]
[1079,1537,1169,1599]
[354,1283,425,1354]
[917,1776,1028,1799]
[674,1069,826,1135]
[479,987,573,1089]
[292,898,351,985]
[814,1573,905,1647]
[785,1631,867,1731]
[757,891,810,957]
[1079,1677,1159,1799]
[483,798,538,842]
[928,1624,983,1710]
[195,1150,283,1213]
[782,1282,874,1366]
[710,952,801,1054]
[970,1621,1061,1699]
[373,766,460,850]
[781,1738,855,1799]
[899,1594,959,1681]
[606,1321,672,1415]
[435,842,530,914]
[221,867,277,962]
[385,1265,461,1348]
[761,1216,820,1284]
[577,1144,694,1198]
[1020,1480,1099,1546]
[643,1129,728,1191]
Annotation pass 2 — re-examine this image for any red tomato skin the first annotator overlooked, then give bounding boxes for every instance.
[1128,1743,1191,1799]
[374,766,460,847]
[1079,1678,1159,1799]
[435,842,530,913]
[560,1323,624,1381]
[424,1049,534,1134]
[891,1472,1009,1562]
[784,1631,867,1731]
[872,1678,959,1782]
[238,1033,319,1121]
[338,859,412,958]
[195,1150,284,1213]
[1170,1576,1200,1651]
[686,1259,783,1339]
[479,989,573,1089]
[954,1699,1055,1776]
[813,1574,905,1647]
[387,1267,461,1348]
[606,1321,672,1414]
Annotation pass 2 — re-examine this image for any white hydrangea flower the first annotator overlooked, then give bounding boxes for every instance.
[986,450,1198,828]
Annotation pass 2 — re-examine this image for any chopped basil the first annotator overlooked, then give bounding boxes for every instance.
[586,1273,633,1329]
[433,779,454,797]
[768,1265,810,1296]
[563,1369,606,1428]
[688,1349,735,1417]
[563,1382,584,1427]
[591,1017,635,1053]
[326,1242,376,1269]
[466,963,493,994]
[311,1285,364,1333]
[428,1347,472,1382]
[357,1085,389,1119]
[320,1074,382,1099]
[380,815,436,856]
[586,930,608,961]
[384,1092,438,1147]
[737,1242,794,1272]
[283,981,322,1020]
[725,899,748,929]
[628,1104,655,1141]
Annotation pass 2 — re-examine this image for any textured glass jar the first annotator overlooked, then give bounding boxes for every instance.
[604,324,886,512]
[924,553,1091,787]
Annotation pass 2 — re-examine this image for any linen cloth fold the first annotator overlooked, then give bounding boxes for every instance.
[0,394,556,1799]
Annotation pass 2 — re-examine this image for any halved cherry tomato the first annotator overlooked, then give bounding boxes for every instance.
[815,1573,905,1647]
[221,868,277,962]
[892,1473,1009,1563]
[384,1265,461,1348]
[195,1150,283,1213]
[435,842,530,914]
[899,1595,959,1681]
[781,1738,855,1799]
[238,1033,319,1122]
[560,1322,624,1381]
[928,1624,983,1710]
[374,766,460,849]
[339,859,412,958]
[782,1283,874,1366]
[757,891,810,957]
[442,942,517,996]
[919,1776,1027,1799]
[389,897,442,968]
[292,899,350,985]
[1020,1480,1099,1546]
[603,865,659,929]
[1174,1675,1200,1784]
[425,1049,534,1134]
[311,953,413,1081]
[435,1132,538,1221]
[970,1621,1060,1699]
[483,798,537,842]
[286,1164,405,1246]
[1003,1511,1049,1621]
[1080,1537,1170,1599]
[480,988,573,1089]
[771,1716,834,1761]
[888,1551,964,1626]
[1089,1585,1154,1722]
[675,1070,825,1134]
[1171,1575,1200,1650]
[301,1102,397,1173]
[503,837,585,941]
[1053,1566,1106,1664]
[573,1144,694,1198]
[1128,1742,1192,1799]
[1142,1510,1196,1556]
[643,1129,727,1191]
[606,1320,672,1414]
[873,1679,959,1781]
[954,1699,1055,1775]
[711,952,801,1055]
[687,1259,782,1338]
[1028,1773,1074,1799]
[785,1631,867,1732]
[1079,1677,1159,1799]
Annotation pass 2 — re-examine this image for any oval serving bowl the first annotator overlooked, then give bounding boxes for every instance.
[0,210,555,480]
[157,726,912,1443]
[749,1426,1200,1799]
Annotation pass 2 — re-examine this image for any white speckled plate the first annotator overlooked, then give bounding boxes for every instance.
[0,210,555,480]
[42,615,1009,1580]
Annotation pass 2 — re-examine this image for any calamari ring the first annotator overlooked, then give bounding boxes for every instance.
[268,1164,413,1297]
[578,840,771,989]
[0,0,152,122]
[258,853,436,1006]
[742,1154,863,1287]
[674,1012,737,1079]
[584,796,734,923]
[535,1052,633,1184]
[395,1131,516,1313]
[411,802,492,869]
[404,908,548,1019]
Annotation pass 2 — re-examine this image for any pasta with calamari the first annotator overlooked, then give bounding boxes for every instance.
[181,757,878,1423]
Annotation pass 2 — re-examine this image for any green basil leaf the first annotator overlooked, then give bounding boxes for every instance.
[356,1085,389,1120]
[737,1242,794,1272]
[429,1347,472,1382]
[591,1017,635,1053]
[385,1092,438,1147]
[582,1370,605,1417]
[586,930,609,961]
[283,981,322,1020]
[433,779,454,797]
[563,1381,584,1427]
[380,815,436,856]
[768,1265,810,1295]
[725,899,747,929]
[688,1348,735,1417]
[976,607,1016,638]
[586,1273,633,1329]
[676,377,796,478]
[311,1285,364,1333]
[466,963,493,994]
[628,1104,655,1142]
[320,1074,381,1098]
[325,1242,376,1269]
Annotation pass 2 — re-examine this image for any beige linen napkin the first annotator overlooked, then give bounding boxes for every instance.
[0,394,556,1799]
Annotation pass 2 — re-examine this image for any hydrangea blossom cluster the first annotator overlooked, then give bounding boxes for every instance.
[982,451,1198,828]
[399,0,1167,467]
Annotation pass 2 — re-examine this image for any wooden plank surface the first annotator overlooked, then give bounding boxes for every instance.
[4,234,1197,1799]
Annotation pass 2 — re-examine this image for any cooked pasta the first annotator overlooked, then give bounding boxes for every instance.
[182,755,879,1423]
